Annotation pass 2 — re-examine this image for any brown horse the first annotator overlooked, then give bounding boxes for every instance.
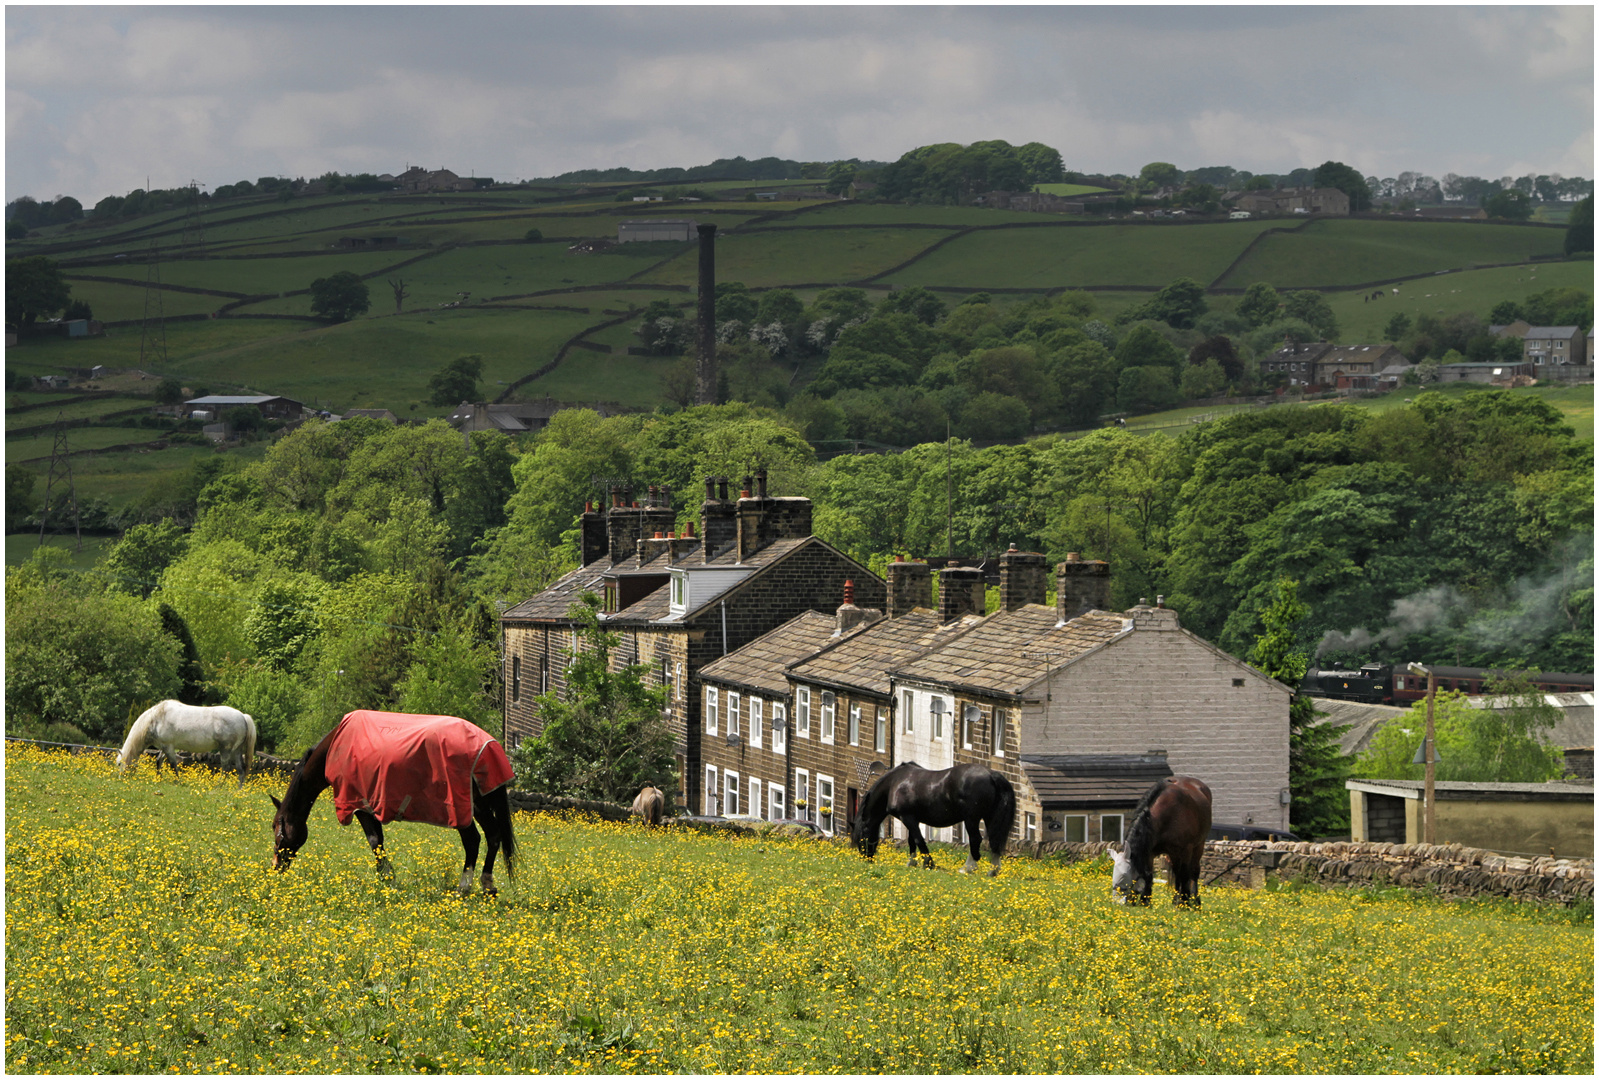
[631,784,665,826]
[270,710,517,895]
[1109,775,1213,907]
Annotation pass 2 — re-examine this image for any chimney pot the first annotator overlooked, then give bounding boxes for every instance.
[843,579,854,606]
[654,531,664,539]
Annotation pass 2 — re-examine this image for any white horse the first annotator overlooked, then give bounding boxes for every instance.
[117,701,256,786]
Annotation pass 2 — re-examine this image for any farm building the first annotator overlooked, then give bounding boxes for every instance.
[1261,342,1409,389]
[617,219,698,243]
[182,394,303,421]
[1233,186,1351,216]
[1346,778,1594,858]
[445,399,604,437]
[499,473,885,814]
[1520,325,1587,367]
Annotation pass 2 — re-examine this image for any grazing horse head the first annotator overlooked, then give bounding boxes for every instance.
[1109,775,1213,908]
[1107,843,1146,904]
[270,747,321,871]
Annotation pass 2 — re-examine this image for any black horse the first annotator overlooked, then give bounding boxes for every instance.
[852,762,1016,876]
[1109,775,1212,908]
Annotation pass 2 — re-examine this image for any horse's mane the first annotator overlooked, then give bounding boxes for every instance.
[1122,777,1172,871]
[117,702,163,766]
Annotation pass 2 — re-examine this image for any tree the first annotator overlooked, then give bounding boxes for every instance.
[1015,142,1066,185]
[825,161,857,197]
[1282,290,1338,339]
[1186,335,1244,383]
[308,270,370,321]
[1483,188,1533,221]
[6,256,72,329]
[509,594,678,803]
[1138,162,1182,192]
[157,602,211,705]
[1312,160,1372,211]
[102,518,189,599]
[395,617,500,732]
[524,228,543,243]
[1121,278,1208,330]
[878,286,948,326]
[1248,578,1350,837]
[1236,282,1281,329]
[6,463,38,532]
[387,277,409,315]
[428,353,485,406]
[154,377,185,406]
[1383,312,1412,342]
[1354,681,1564,784]
[1564,195,1592,256]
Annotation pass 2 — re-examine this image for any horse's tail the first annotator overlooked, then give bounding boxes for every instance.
[494,786,517,880]
[116,704,158,771]
[987,772,1017,860]
[241,713,257,784]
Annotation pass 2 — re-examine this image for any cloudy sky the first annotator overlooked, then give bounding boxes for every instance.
[6,4,1593,205]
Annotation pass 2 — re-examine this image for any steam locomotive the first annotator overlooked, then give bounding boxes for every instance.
[1298,664,1594,706]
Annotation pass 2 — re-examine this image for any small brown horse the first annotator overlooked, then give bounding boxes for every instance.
[1109,775,1213,907]
[270,711,516,895]
[631,784,665,826]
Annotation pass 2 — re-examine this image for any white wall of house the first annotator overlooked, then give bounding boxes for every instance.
[1027,611,1292,830]
[889,682,959,843]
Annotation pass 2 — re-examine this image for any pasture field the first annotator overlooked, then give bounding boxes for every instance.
[1034,183,1115,197]
[634,228,954,288]
[759,203,1057,228]
[1215,219,1567,289]
[4,395,149,431]
[4,532,120,568]
[1325,259,1596,344]
[5,746,1592,1076]
[6,425,169,460]
[882,221,1281,290]
[53,278,226,322]
[74,251,415,297]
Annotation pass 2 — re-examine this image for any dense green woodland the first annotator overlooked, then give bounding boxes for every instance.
[7,387,1591,763]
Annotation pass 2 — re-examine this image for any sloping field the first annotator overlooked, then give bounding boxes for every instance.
[56,279,225,322]
[160,307,603,413]
[758,203,1052,228]
[884,220,1281,289]
[1217,219,1567,289]
[75,251,417,297]
[1326,260,1595,343]
[5,395,149,431]
[6,425,166,460]
[634,228,951,287]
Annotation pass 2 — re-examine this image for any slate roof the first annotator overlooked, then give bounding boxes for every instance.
[889,604,1129,698]
[501,561,613,622]
[786,609,980,697]
[1020,754,1173,809]
[699,612,840,697]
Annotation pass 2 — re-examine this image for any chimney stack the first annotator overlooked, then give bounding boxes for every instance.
[700,474,737,559]
[885,556,933,617]
[1057,552,1112,622]
[938,565,986,624]
[999,544,1048,611]
[580,500,607,567]
[695,223,718,405]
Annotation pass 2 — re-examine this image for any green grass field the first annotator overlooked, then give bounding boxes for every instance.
[758,203,1056,228]
[56,278,227,322]
[4,748,1592,1075]
[4,532,120,568]
[1326,260,1596,343]
[885,220,1282,289]
[635,228,955,287]
[6,425,172,461]
[1216,219,1567,289]
[76,251,416,297]
[5,395,150,431]
[1034,183,1115,197]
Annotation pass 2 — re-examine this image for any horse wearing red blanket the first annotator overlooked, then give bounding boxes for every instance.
[270,710,517,895]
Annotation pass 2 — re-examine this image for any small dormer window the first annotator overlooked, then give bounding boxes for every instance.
[670,571,686,614]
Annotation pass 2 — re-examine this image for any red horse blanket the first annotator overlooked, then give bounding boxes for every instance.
[324,711,513,829]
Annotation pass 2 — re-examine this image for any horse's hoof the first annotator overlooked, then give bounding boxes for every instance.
[482,886,498,898]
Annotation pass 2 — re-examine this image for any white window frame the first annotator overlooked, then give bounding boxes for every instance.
[767,782,785,821]
[771,703,787,755]
[901,689,914,734]
[727,691,741,738]
[704,765,718,815]
[795,769,810,821]
[1064,814,1087,843]
[848,703,861,746]
[749,775,761,820]
[931,696,945,741]
[705,687,718,735]
[816,774,835,834]
[820,691,836,746]
[963,704,979,749]
[724,769,740,817]
[874,706,886,753]
[1100,814,1124,844]
[748,697,763,748]
[991,705,1007,757]
[797,687,811,738]
[1025,812,1037,842]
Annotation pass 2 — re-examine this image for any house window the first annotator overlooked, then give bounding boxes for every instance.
[1025,812,1037,842]
[749,697,763,748]
[874,707,887,753]
[727,692,741,738]
[671,575,685,608]
[991,706,1007,756]
[817,774,835,833]
[820,692,836,745]
[706,687,718,735]
[848,703,861,746]
[901,690,915,734]
[771,703,787,755]
[931,697,945,741]
[963,704,979,749]
[704,766,718,815]
[749,776,761,820]
[795,770,810,821]
[797,687,811,738]
[1064,815,1087,843]
[1100,814,1124,843]
[511,655,521,703]
[767,782,785,821]
[724,771,740,816]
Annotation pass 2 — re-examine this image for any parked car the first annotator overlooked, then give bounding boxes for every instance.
[1210,823,1301,842]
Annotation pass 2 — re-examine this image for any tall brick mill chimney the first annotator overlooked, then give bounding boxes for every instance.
[695,223,718,405]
